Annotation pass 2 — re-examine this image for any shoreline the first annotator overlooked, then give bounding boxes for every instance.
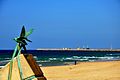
[41,60,120,80]
[40,59,120,67]
[41,60,120,67]
[1,60,120,68]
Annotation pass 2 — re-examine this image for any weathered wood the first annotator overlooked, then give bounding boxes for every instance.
[24,54,43,77]
[0,54,46,80]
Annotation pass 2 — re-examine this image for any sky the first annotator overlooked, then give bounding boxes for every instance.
[0,0,120,49]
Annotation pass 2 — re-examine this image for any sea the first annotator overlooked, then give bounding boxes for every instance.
[0,50,120,67]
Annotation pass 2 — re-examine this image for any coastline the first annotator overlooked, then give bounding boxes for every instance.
[39,59,120,67]
[41,60,120,80]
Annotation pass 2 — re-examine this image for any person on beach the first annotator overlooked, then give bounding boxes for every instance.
[75,60,77,65]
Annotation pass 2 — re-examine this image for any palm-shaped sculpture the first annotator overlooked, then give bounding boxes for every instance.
[14,26,33,51]
[8,26,33,80]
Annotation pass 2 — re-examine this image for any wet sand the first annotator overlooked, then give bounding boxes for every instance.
[41,61,120,80]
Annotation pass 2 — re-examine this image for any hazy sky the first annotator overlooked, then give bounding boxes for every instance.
[0,0,120,49]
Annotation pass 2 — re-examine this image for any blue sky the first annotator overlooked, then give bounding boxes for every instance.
[0,0,120,49]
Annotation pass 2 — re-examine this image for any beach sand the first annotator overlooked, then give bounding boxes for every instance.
[41,61,120,80]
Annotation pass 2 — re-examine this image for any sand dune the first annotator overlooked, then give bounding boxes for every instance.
[41,61,120,80]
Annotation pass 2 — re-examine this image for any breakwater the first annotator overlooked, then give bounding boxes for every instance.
[37,48,120,52]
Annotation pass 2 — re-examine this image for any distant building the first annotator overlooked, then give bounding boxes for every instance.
[77,48,80,50]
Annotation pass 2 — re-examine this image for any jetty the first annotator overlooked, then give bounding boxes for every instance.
[37,48,120,52]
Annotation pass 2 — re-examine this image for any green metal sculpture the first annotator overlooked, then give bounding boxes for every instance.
[14,26,33,51]
[8,26,33,80]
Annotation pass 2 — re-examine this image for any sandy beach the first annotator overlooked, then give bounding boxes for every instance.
[41,61,120,80]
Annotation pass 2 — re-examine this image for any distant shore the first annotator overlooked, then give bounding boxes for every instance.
[37,48,120,52]
[41,60,120,80]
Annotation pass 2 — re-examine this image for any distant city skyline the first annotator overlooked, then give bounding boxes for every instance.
[0,0,120,49]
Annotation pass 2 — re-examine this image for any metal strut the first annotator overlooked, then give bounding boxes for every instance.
[8,44,23,80]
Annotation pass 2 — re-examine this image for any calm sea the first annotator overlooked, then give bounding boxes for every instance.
[0,50,120,67]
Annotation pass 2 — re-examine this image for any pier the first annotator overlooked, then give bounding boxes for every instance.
[37,48,120,52]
